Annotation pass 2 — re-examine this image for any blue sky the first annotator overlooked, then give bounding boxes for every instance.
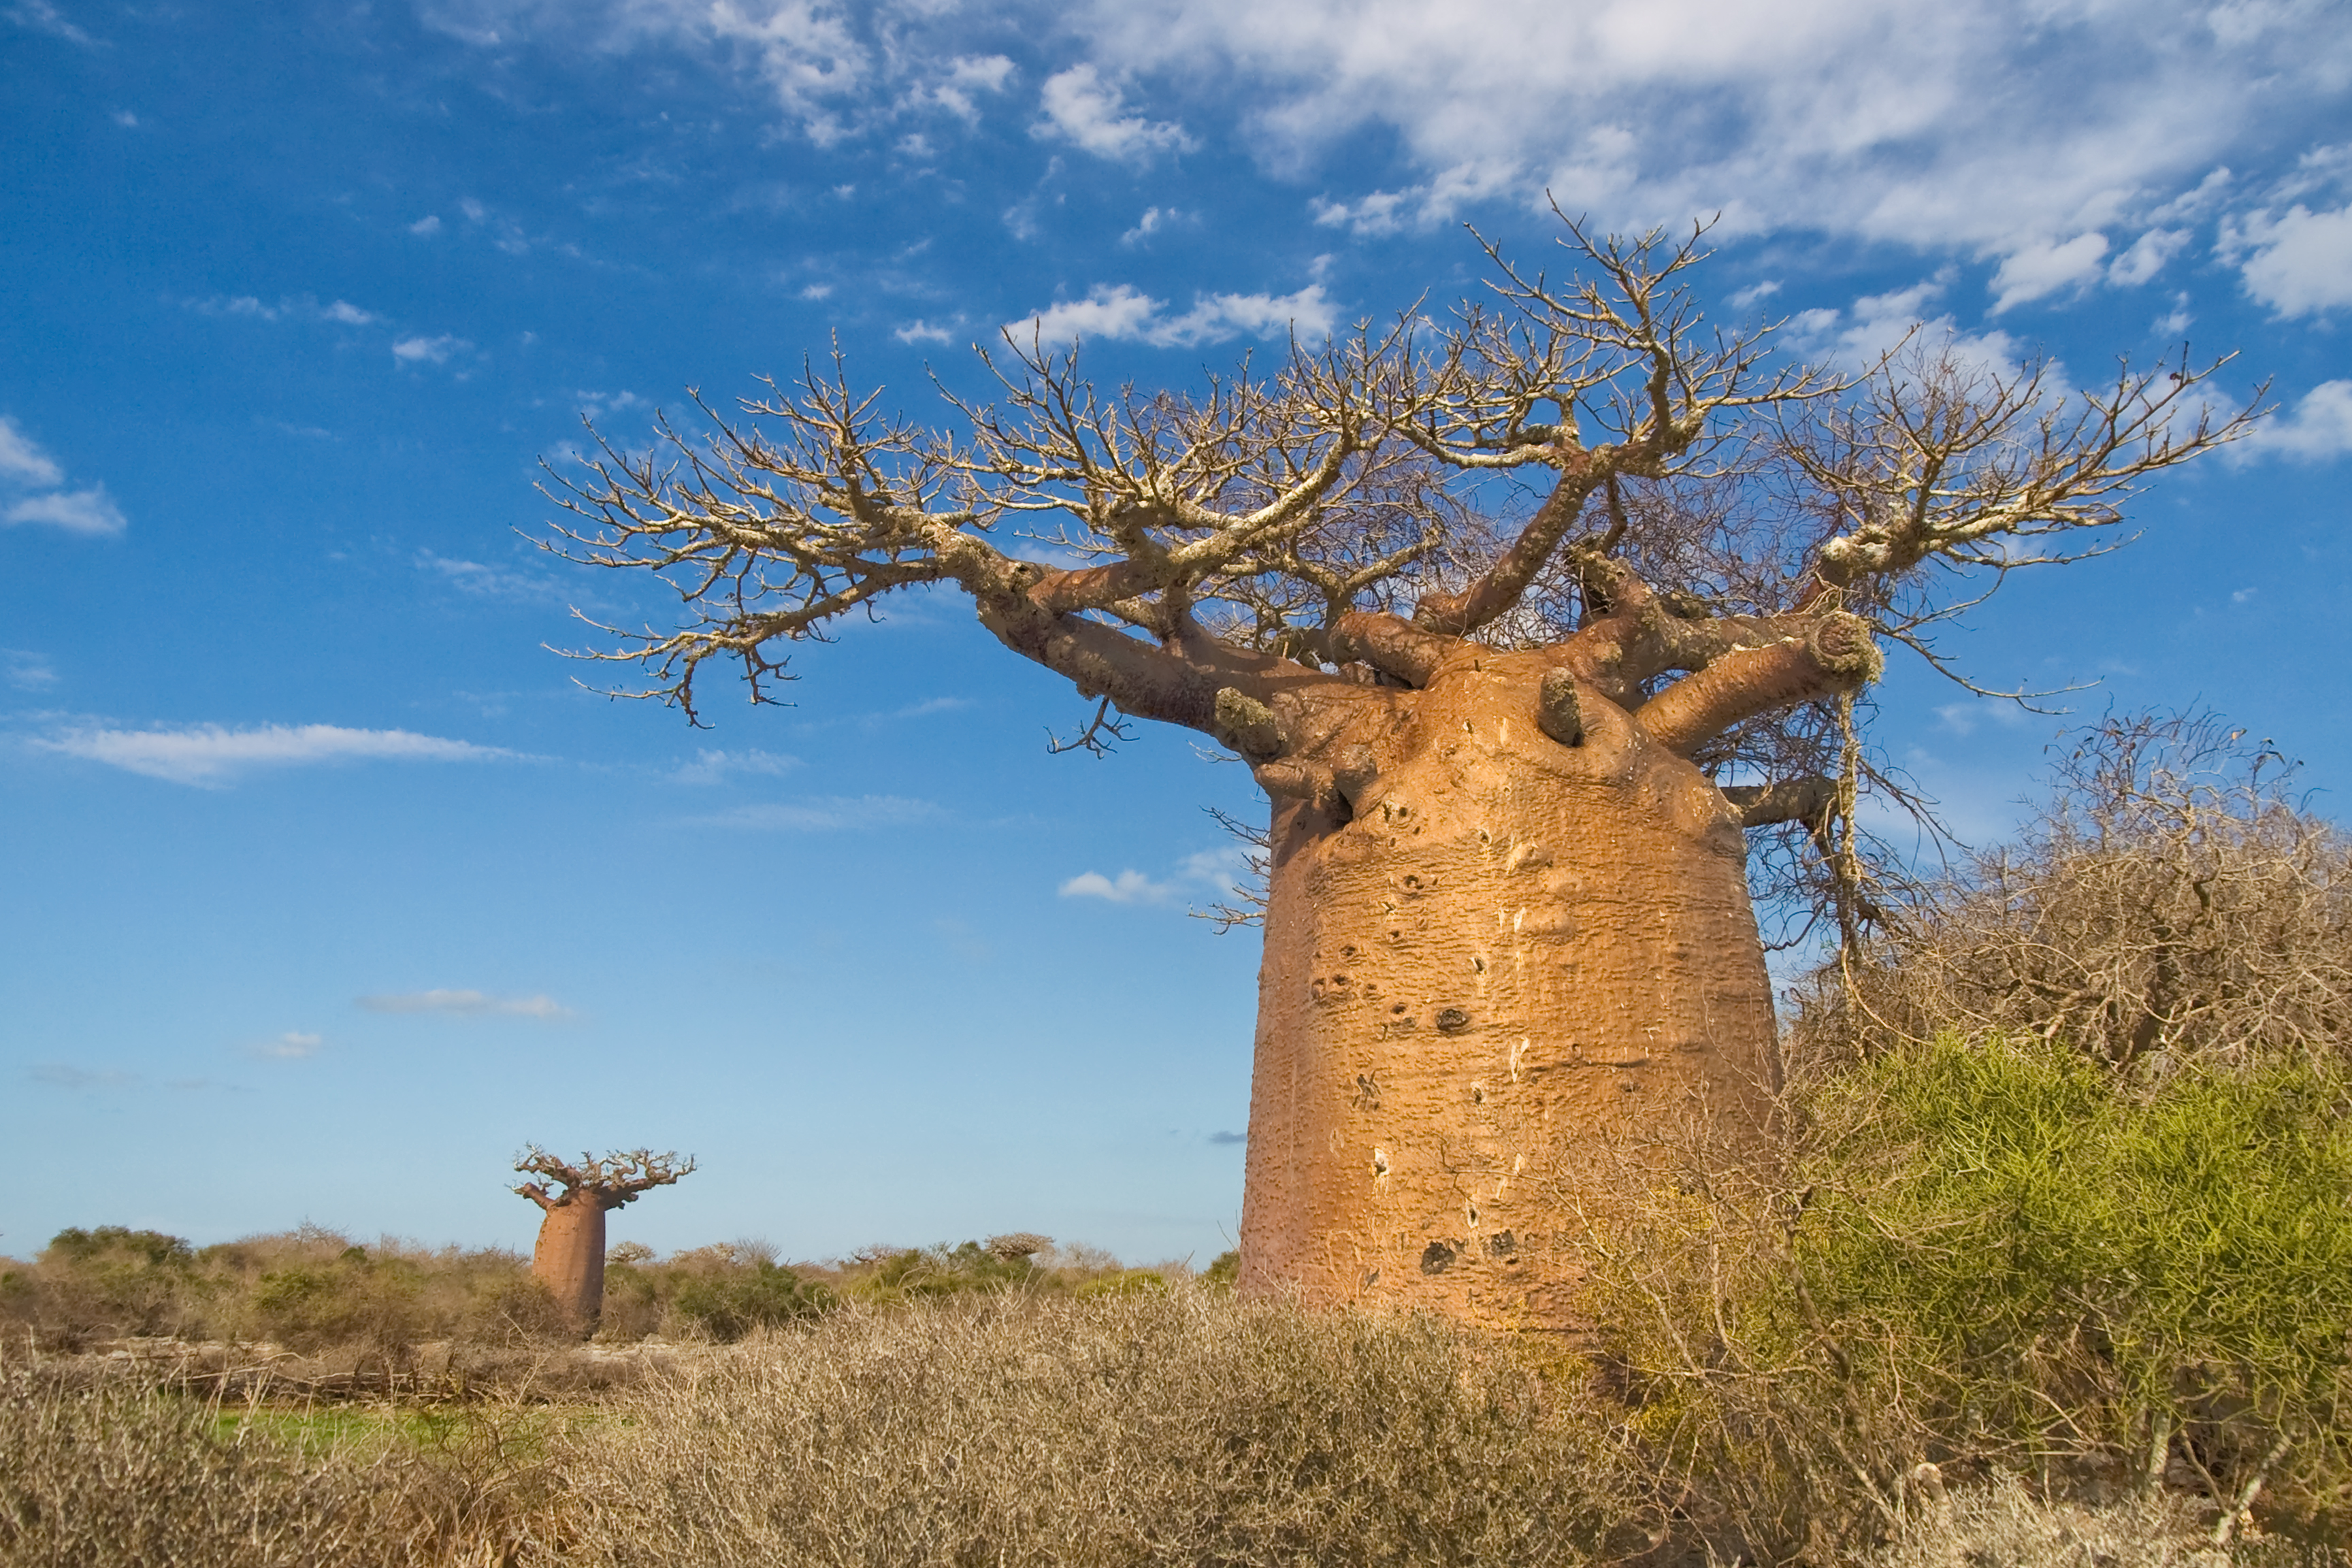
[3,0,2348,1267]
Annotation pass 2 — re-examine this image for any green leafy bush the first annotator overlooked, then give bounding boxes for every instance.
[1588,1032,2352,1556]
[668,1258,832,1342]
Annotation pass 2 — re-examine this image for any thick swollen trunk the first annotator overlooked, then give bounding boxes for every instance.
[530,1200,608,1337]
[1237,649,1780,1333]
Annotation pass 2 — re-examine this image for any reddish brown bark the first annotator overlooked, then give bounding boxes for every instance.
[531,1199,608,1335]
[513,1147,693,1338]
[1237,648,1781,1333]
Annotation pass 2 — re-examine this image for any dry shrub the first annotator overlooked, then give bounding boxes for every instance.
[1801,711,2352,1076]
[550,1286,1628,1567]
[0,1350,559,1567]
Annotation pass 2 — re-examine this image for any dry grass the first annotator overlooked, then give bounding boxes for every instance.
[12,1286,2349,1567]
[549,1287,1626,1567]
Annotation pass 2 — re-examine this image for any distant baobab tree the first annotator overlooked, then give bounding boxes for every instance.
[542,215,2255,1332]
[514,1146,695,1335]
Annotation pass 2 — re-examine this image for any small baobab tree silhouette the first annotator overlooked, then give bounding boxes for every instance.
[513,1145,695,1335]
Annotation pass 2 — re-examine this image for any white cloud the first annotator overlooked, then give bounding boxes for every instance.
[670,747,801,783]
[1073,0,2350,289]
[251,1031,323,1059]
[36,721,518,786]
[1034,65,1194,163]
[799,282,834,299]
[4,486,126,536]
[895,318,954,344]
[392,333,472,365]
[1987,233,2109,313]
[2241,380,2352,462]
[322,299,377,325]
[3,648,58,690]
[1060,845,1255,906]
[1120,206,1192,246]
[2225,203,2352,316]
[1311,161,1518,236]
[0,416,65,487]
[1012,281,1336,348]
[356,989,574,1019]
[1059,868,1174,903]
[916,52,1014,121]
[682,794,940,830]
[410,214,443,235]
[2107,227,2190,287]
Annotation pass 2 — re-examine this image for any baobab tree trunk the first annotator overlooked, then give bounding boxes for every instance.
[1237,647,1780,1333]
[531,1199,608,1335]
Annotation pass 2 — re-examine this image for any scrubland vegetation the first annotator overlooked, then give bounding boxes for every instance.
[6,717,2349,1567]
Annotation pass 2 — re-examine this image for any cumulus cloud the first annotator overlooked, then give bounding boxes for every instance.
[35,721,519,786]
[2108,227,2191,287]
[2224,203,2352,316]
[1012,282,1335,347]
[1073,0,2350,289]
[1059,845,1256,906]
[0,415,126,536]
[2240,380,2352,462]
[1988,233,2110,313]
[1033,65,1193,162]
[392,333,472,365]
[356,989,574,1018]
[1058,868,1174,902]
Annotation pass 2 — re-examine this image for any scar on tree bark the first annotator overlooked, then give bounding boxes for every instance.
[513,1146,695,1336]
[537,210,2264,1333]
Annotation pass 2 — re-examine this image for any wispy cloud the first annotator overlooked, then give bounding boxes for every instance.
[4,488,127,536]
[1011,282,1335,348]
[681,794,940,831]
[417,549,566,602]
[35,721,521,786]
[670,747,802,785]
[894,318,955,345]
[191,293,380,325]
[409,214,442,235]
[28,1063,136,1090]
[0,416,65,486]
[0,415,126,537]
[250,1030,323,1059]
[356,989,574,1019]
[6,0,95,46]
[2,649,59,691]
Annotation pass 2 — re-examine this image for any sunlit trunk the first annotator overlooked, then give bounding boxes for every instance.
[530,1200,608,1337]
[1237,650,1780,1333]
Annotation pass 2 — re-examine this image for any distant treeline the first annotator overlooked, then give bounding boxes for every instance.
[0,1226,1213,1355]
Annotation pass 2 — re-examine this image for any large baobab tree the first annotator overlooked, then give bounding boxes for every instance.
[542,220,2254,1333]
[514,1146,695,1335]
